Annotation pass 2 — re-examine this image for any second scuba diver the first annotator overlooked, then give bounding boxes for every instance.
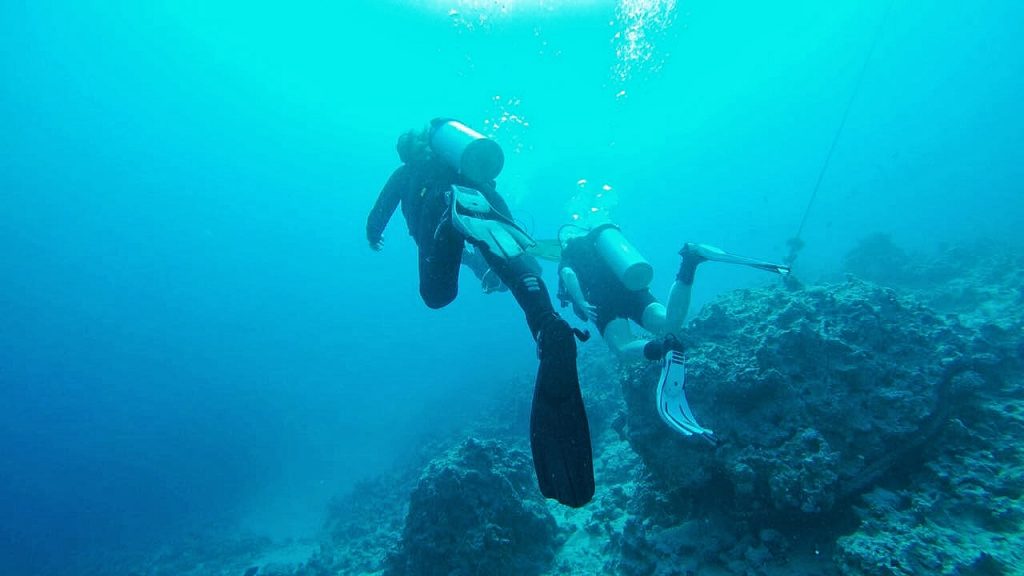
[557,222,790,439]
[558,223,701,361]
[366,118,594,507]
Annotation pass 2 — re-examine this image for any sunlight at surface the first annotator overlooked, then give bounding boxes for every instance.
[433,0,605,15]
[437,0,605,31]
[424,0,683,88]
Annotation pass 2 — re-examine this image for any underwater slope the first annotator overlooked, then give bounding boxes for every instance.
[125,242,1023,576]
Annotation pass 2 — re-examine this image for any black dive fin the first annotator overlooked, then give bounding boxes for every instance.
[530,318,595,508]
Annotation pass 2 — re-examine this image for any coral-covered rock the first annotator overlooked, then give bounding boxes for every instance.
[387,438,558,576]
[299,241,1021,576]
[835,379,1024,576]
[622,278,985,517]
[309,472,412,575]
[842,238,1024,343]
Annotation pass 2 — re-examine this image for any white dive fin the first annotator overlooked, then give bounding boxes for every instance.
[450,185,535,260]
[690,243,790,276]
[656,350,715,441]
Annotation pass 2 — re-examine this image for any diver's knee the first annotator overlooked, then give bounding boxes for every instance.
[421,285,457,309]
[517,273,545,294]
[641,302,668,333]
[601,338,621,358]
[601,332,625,358]
[423,296,455,310]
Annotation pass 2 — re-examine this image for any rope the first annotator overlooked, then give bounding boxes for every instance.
[786,0,896,266]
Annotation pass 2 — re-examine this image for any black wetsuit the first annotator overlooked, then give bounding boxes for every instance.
[366,156,554,336]
[558,226,656,334]
[367,151,595,508]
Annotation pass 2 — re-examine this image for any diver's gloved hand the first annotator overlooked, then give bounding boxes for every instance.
[369,236,384,251]
[677,243,707,285]
[571,300,598,323]
[480,269,508,293]
[643,333,685,361]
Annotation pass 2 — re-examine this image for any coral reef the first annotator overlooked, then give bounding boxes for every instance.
[123,241,1022,576]
[385,438,559,576]
[835,377,1024,575]
[307,472,413,575]
[841,237,1024,337]
[622,278,987,514]
[842,233,915,286]
[607,241,1023,575]
[306,246,1020,576]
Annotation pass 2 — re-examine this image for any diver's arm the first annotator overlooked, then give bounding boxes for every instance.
[366,167,406,250]
[559,267,597,322]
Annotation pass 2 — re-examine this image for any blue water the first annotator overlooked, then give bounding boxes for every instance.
[1,1,1021,573]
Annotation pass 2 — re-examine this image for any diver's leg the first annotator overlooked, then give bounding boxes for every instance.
[663,281,694,335]
[479,245,594,507]
[664,244,706,334]
[601,318,648,361]
[639,302,669,335]
[479,248,555,337]
[418,225,465,309]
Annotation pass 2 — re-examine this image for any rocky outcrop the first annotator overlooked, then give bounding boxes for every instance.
[386,438,558,576]
[835,376,1024,575]
[623,278,990,516]
[301,243,1022,576]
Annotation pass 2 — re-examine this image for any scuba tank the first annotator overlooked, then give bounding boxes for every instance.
[430,119,505,184]
[591,223,653,291]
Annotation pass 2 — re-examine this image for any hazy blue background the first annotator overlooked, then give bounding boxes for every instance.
[1,0,1021,573]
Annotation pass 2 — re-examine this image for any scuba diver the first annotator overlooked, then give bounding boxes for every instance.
[557,222,790,440]
[557,223,701,360]
[366,118,594,508]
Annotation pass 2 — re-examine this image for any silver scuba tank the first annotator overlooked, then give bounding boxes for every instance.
[593,224,654,291]
[430,120,505,184]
